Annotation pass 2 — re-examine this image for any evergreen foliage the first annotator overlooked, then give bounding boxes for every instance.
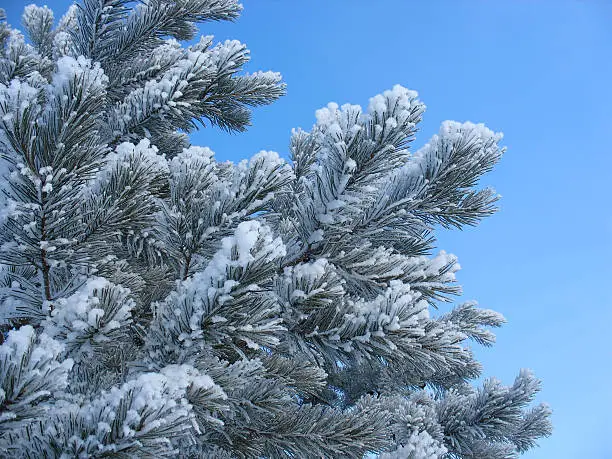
[0,2,551,457]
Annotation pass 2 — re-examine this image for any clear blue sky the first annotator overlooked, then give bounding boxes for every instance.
[4,1,612,457]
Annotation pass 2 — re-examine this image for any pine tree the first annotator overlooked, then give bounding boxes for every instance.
[0,2,551,458]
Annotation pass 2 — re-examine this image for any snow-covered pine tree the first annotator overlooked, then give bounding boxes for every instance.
[0,2,551,458]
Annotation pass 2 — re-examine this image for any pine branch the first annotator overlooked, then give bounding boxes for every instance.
[0,3,551,456]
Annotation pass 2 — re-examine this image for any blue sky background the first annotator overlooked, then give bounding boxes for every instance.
[4,1,612,457]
